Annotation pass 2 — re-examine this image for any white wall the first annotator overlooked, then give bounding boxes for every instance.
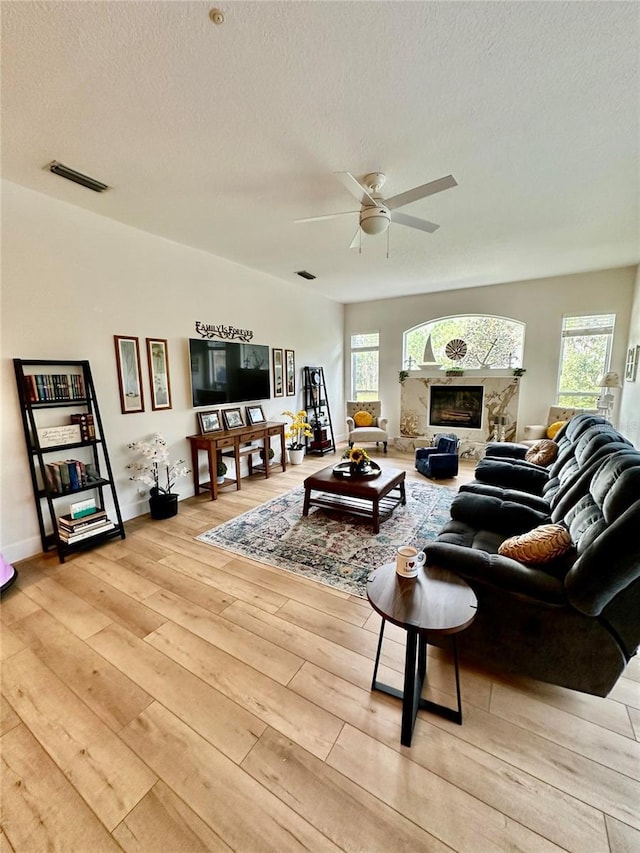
[1,181,344,562]
[344,267,637,440]
[619,266,640,446]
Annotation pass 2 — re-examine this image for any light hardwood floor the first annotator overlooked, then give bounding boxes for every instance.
[2,447,639,852]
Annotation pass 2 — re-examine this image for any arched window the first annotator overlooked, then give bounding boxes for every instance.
[403,315,525,370]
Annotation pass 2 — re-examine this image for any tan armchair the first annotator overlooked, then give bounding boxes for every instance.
[346,401,388,452]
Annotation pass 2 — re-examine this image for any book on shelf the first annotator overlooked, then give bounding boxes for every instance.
[59,515,110,535]
[58,508,107,530]
[24,373,86,403]
[45,459,94,494]
[70,413,95,441]
[58,520,115,543]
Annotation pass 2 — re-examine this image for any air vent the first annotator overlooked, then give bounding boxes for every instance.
[46,161,110,192]
[295,270,316,280]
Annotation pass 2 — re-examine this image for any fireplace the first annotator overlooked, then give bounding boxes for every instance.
[429,385,484,429]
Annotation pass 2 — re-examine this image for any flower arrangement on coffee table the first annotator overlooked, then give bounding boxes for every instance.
[343,446,371,474]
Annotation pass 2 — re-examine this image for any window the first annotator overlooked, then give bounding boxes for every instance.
[351,332,379,401]
[557,314,615,408]
[403,316,525,370]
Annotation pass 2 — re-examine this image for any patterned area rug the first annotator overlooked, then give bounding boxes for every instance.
[196,481,455,597]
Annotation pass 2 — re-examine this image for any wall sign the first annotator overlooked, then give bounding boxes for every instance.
[37,424,82,448]
[195,321,253,342]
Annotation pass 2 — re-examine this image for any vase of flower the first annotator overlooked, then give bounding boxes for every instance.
[148,488,179,519]
[217,460,227,484]
[283,410,313,465]
[127,433,190,521]
[288,447,306,465]
[344,446,370,476]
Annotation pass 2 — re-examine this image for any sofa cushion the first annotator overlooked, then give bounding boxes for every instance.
[498,524,573,565]
[353,410,373,427]
[525,439,558,466]
[546,421,567,440]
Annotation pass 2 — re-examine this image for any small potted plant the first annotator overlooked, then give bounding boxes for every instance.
[259,446,275,464]
[217,459,227,484]
[127,433,190,519]
[282,409,313,464]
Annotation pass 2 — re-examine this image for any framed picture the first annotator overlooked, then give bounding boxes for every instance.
[246,404,266,425]
[146,338,172,410]
[272,348,284,398]
[285,349,296,396]
[198,409,222,433]
[222,407,244,430]
[626,346,639,381]
[114,335,144,414]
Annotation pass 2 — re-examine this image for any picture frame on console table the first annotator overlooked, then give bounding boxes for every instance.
[198,409,222,434]
[246,404,266,425]
[146,337,172,410]
[272,348,284,398]
[222,408,244,430]
[114,335,144,414]
[285,349,296,396]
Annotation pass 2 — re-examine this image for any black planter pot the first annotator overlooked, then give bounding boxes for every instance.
[149,492,178,520]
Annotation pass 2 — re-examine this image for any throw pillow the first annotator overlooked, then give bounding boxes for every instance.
[525,439,558,466]
[498,523,573,565]
[353,410,373,427]
[546,420,567,440]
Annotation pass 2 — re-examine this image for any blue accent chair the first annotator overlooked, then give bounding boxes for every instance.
[415,433,460,479]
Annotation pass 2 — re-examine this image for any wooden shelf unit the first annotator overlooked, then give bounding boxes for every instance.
[303,366,336,455]
[14,358,126,563]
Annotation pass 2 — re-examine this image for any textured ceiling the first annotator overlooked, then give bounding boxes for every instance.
[2,1,639,303]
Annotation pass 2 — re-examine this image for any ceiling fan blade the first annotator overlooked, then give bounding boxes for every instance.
[391,211,440,233]
[385,174,458,210]
[295,210,359,223]
[334,172,378,207]
[349,227,361,249]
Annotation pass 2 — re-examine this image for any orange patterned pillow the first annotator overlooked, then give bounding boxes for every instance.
[525,439,558,466]
[498,524,572,565]
[353,410,373,427]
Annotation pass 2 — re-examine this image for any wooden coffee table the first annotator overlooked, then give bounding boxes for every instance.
[367,561,477,746]
[302,464,406,533]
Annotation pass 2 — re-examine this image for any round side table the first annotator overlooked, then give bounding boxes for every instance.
[367,561,477,747]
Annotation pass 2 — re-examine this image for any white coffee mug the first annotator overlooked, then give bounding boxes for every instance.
[396,546,426,578]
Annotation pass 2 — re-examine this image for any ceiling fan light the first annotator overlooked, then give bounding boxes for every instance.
[359,206,391,235]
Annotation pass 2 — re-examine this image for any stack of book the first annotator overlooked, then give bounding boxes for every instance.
[70,413,95,441]
[57,509,114,544]
[24,373,85,402]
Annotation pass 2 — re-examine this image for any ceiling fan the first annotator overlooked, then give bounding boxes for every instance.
[295,171,457,248]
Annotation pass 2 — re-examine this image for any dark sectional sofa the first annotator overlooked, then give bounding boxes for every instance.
[423,415,640,696]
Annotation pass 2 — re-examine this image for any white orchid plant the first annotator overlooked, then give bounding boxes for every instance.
[127,433,190,495]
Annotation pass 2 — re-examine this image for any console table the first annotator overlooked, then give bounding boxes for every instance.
[186,422,286,500]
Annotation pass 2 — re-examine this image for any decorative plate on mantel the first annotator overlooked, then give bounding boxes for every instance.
[445,338,467,361]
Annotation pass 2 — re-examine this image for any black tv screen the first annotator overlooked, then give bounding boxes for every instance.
[189,339,271,406]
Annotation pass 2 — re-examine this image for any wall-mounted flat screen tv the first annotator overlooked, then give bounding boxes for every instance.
[189,339,271,406]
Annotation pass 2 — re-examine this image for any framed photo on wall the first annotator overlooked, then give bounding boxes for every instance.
[246,404,266,425]
[198,409,222,433]
[222,408,244,430]
[625,346,638,381]
[285,349,296,396]
[114,335,144,414]
[146,337,172,410]
[272,348,284,397]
